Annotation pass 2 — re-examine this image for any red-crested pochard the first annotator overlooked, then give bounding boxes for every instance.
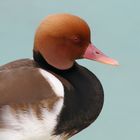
[0,13,118,140]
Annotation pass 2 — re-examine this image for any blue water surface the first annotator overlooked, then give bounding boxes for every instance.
[0,0,139,140]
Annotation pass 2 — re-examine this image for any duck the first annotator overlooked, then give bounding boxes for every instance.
[0,13,118,140]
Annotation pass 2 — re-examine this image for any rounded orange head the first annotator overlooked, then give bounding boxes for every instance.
[34,13,118,69]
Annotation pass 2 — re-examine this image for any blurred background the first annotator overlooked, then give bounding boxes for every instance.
[0,0,139,140]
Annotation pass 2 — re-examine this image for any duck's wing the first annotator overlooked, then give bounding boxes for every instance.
[0,59,37,71]
[0,59,64,106]
[0,59,64,139]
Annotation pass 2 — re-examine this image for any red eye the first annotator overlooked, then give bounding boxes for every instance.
[73,37,79,41]
[72,36,80,43]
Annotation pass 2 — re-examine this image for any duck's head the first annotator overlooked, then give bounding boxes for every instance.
[34,13,118,69]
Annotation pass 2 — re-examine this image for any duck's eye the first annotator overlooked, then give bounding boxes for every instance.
[71,36,81,43]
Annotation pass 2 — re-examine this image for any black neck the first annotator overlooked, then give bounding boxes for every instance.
[33,50,76,74]
[33,51,104,137]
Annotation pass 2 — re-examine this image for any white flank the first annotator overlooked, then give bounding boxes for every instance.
[0,70,65,140]
[39,69,64,98]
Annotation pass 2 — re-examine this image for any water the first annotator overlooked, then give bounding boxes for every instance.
[0,0,140,139]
